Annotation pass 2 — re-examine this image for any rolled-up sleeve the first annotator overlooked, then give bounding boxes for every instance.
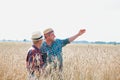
[61,38,70,47]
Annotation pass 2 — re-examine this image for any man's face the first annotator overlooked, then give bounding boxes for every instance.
[45,31,55,41]
[49,32,55,40]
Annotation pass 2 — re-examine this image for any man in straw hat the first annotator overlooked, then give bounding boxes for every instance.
[26,31,47,80]
[41,28,86,72]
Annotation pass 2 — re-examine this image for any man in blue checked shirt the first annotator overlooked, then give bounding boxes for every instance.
[41,28,86,71]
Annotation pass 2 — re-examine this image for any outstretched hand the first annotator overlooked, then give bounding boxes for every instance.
[68,29,86,42]
[77,29,86,36]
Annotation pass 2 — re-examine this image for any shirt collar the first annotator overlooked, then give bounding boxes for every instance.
[32,45,39,51]
[43,40,55,47]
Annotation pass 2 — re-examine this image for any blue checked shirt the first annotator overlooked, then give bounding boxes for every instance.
[40,38,70,64]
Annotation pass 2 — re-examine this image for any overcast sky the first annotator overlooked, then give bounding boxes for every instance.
[0,0,120,42]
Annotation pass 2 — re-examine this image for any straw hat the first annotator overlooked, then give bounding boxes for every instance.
[31,31,43,41]
[43,28,54,35]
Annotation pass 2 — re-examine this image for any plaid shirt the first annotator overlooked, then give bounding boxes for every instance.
[26,45,44,69]
[40,38,70,65]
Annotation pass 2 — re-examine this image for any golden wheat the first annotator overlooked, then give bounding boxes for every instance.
[0,42,120,80]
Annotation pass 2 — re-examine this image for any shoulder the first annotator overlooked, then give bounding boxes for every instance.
[27,47,35,55]
[54,39,62,43]
[55,38,69,43]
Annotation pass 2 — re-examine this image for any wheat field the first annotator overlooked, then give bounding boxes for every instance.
[0,42,120,80]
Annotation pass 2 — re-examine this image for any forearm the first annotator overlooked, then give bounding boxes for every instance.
[68,33,80,42]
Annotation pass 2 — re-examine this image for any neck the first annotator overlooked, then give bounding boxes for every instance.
[46,40,53,46]
[34,43,41,48]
